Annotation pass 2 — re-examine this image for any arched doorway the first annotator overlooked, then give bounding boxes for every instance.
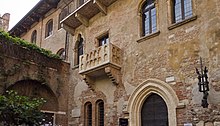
[141,93,168,126]
[7,80,58,125]
[127,79,180,126]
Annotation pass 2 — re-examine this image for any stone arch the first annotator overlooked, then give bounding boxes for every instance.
[127,78,179,126]
[7,79,58,112]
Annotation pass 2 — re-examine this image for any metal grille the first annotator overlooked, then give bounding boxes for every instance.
[97,101,104,126]
[85,103,92,126]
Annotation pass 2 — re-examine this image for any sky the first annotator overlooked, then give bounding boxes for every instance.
[0,0,40,30]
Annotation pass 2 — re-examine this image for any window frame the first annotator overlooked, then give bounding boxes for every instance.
[45,19,53,38]
[59,6,69,30]
[141,0,157,36]
[96,100,104,126]
[74,34,84,66]
[31,30,37,44]
[84,102,92,126]
[98,34,109,46]
[56,48,65,60]
[172,0,193,23]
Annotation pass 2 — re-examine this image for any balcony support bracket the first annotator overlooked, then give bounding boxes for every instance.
[105,67,121,85]
[75,13,89,27]
[93,0,107,15]
[82,75,95,90]
[63,24,75,35]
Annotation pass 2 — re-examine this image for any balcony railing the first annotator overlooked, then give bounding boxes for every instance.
[79,43,121,75]
[60,0,117,34]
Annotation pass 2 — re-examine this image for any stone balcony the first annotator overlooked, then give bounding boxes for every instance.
[79,43,122,89]
[60,0,117,34]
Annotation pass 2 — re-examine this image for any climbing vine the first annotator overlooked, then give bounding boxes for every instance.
[0,30,60,59]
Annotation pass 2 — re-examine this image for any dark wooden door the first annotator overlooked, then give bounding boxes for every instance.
[141,93,168,126]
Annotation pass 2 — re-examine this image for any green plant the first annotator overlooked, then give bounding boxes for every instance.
[0,30,61,59]
[0,90,46,125]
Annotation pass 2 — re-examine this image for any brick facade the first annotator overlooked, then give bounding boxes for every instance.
[6,0,220,125]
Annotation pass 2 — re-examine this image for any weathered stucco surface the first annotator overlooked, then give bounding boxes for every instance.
[11,0,220,125]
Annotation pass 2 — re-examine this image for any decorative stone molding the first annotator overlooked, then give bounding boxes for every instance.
[79,43,122,88]
[127,79,180,126]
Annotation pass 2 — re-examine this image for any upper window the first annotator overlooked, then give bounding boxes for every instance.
[59,6,69,29]
[85,102,92,126]
[57,48,66,60]
[96,100,104,126]
[75,34,84,65]
[142,0,157,36]
[173,0,193,23]
[98,34,109,46]
[31,30,37,44]
[45,19,53,38]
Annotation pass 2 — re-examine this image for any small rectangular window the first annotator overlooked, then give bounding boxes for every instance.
[98,34,109,46]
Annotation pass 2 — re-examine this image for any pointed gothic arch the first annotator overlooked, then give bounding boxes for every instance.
[127,78,180,126]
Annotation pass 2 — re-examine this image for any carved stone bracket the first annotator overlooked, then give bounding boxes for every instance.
[75,13,89,27]
[105,66,121,85]
[93,0,107,15]
[82,75,95,90]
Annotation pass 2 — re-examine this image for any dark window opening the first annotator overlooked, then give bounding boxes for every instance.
[77,35,84,65]
[31,30,37,44]
[96,100,104,126]
[85,102,92,126]
[45,19,53,38]
[98,34,109,46]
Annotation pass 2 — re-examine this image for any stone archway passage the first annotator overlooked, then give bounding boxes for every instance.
[7,80,58,112]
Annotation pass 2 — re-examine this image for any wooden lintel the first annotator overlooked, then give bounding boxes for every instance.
[75,13,89,27]
[63,24,75,35]
[93,0,107,15]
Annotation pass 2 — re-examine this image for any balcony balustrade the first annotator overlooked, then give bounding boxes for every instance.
[79,43,122,89]
[60,0,117,34]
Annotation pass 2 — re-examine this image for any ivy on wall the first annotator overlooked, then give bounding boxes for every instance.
[0,30,60,59]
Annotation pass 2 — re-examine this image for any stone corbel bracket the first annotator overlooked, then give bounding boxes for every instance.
[82,75,95,90]
[104,66,121,85]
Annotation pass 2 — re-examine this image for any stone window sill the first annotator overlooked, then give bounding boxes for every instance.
[137,31,160,43]
[72,64,79,70]
[168,15,197,30]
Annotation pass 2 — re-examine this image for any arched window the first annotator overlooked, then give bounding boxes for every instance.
[57,48,65,60]
[31,30,37,44]
[142,0,157,36]
[172,0,193,23]
[84,102,92,126]
[96,100,104,126]
[59,6,69,30]
[141,93,168,126]
[75,34,84,65]
[45,19,53,38]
